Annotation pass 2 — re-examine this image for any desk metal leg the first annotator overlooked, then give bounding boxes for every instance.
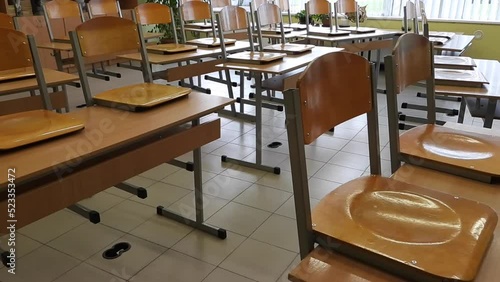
[221,73,281,174]
[484,99,496,128]
[157,119,227,239]
[458,98,467,123]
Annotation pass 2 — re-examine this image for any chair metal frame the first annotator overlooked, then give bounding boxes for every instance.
[216,5,254,114]
[0,28,52,111]
[133,2,179,44]
[69,16,152,107]
[179,1,218,43]
[254,2,287,47]
[385,33,500,184]
[42,0,85,43]
[333,0,359,30]
[385,33,436,174]
[283,51,381,257]
[305,0,334,34]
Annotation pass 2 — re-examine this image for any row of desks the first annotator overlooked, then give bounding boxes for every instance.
[0,92,233,233]
[0,25,490,241]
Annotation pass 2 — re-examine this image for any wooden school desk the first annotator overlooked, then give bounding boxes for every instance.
[215,46,343,174]
[117,41,251,93]
[436,59,500,128]
[0,92,234,238]
[434,34,475,55]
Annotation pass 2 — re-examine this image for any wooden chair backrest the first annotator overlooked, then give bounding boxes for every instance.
[0,12,15,29]
[391,33,433,94]
[73,16,140,57]
[88,0,120,17]
[306,0,329,15]
[211,0,231,8]
[0,28,33,71]
[218,6,249,32]
[297,52,373,144]
[256,3,281,26]
[336,0,356,13]
[44,0,81,19]
[181,1,212,21]
[276,0,289,11]
[251,0,268,9]
[134,3,172,25]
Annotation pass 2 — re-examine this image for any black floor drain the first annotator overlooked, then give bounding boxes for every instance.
[102,242,131,260]
[267,141,282,149]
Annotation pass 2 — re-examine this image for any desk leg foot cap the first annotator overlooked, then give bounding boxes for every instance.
[89,211,100,224]
[273,167,281,175]
[217,229,227,239]
[156,206,164,215]
[137,188,148,199]
[221,155,227,162]
[185,162,194,172]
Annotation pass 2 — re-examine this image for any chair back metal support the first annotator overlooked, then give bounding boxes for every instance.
[0,12,15,29]
[87,0,123,18]
[274,0,291,26]
[216,5,253,58]
[134,3,178,44]
[305,0,333,33]
[255,3,286,48]
[334,0,358,29]
[179,1,217,42]
[42,0,85,42]
[69,16,151,106]
[283,51,380,257]
[0,28,52,111]
[249,0,267,31]
[384,33,436,173]
[403,0,425,34]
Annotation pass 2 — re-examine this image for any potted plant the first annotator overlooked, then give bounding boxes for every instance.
[294,10,308,24]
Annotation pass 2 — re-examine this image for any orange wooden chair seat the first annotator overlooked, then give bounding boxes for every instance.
[311,175,496,282]
[0,110,84,150]
[399,124,500,177]
[93,83,191,111]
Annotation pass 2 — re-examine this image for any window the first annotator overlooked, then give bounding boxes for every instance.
[288,0,500,22]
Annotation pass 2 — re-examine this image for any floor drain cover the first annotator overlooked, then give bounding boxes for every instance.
[102,242,131,260]
[267,141,282,149]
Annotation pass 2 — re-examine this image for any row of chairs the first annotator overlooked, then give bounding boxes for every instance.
[283,33,500,281]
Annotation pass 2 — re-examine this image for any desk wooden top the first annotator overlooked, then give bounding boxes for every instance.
[435,34,474,52]
[300,29,398,43]
[254,30,307,40]
[117,41,251,65]
[436,59,500,99]
[216,46,343,75]
[37,41,73,51]
[0,69,79,96]
[0,92,233,189]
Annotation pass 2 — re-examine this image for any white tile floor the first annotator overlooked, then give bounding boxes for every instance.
[1,62,500,282]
